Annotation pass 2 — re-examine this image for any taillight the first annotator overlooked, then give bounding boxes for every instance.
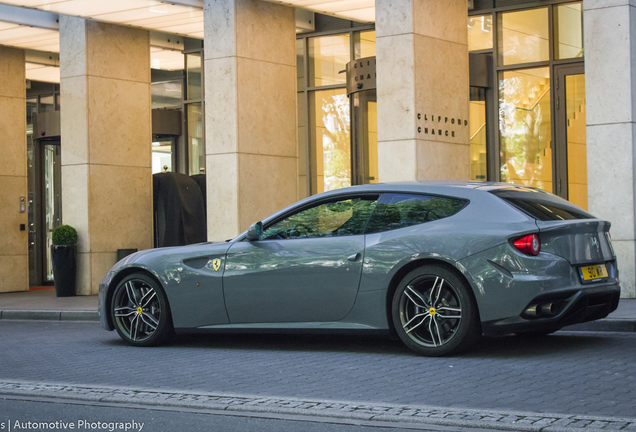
[513,234,540,256]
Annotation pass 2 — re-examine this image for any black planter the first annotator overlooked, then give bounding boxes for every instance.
[51,245,77,297]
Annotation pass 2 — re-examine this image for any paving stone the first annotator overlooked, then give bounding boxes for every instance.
[0,320,635,422]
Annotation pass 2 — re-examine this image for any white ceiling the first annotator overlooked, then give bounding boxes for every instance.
[0,20,59,51]
[26,61,59,82]
[0,0,204,38]
[271,0,374,23]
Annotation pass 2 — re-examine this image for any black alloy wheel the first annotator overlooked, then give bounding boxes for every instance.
[392,265,481,356]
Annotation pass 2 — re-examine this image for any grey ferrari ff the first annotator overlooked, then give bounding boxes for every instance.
[98,181,620,356]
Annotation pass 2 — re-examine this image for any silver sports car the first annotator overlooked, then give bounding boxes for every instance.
[98,182,620,356]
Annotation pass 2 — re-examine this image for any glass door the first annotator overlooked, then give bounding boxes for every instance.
[42,142,62,282]
[555,64,587,209]
[351,89,378,185]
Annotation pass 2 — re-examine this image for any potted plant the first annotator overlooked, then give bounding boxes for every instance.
[51,225,78,297]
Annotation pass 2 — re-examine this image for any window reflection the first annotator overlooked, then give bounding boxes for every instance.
[308,34,350,87]
[555,2,584,59]
[566,74,587,209]
[469,87,487,181]
[355,30,376,59]
[499,67,552,192]
[468,14,493,51]
[498,8,549,65]
[297,39,305,90]
[187,104,204,175]
[310,89,351,194]
[186,53,202,101]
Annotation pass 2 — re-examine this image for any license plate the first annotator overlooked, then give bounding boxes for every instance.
[580,264,609,281]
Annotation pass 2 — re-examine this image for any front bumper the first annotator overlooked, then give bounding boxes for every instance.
[482,281,621,336]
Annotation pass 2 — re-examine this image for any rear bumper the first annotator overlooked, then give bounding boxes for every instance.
[482,282,621,336]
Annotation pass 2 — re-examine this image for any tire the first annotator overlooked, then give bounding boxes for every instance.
[110,273,173,347]
[391,265,481,356]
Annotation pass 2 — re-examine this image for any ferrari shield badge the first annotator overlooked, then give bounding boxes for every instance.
[212,258,222,272]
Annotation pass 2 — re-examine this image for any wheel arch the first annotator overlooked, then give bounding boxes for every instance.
[104,266,166,331]
[384,258,482,337]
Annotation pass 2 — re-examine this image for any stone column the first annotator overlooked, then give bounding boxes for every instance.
[585,1,636,298]
[60,17,153,295]
[375,0,470,181]
[0,47,28,292]
[204,0,298,240]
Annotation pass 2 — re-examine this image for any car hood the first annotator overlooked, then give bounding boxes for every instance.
[106,241,233,276]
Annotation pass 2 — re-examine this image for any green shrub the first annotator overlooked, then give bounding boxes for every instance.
[52,225,78,246]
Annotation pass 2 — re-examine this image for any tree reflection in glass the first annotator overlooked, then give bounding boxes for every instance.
[499,67,552,192]
[310,89,351,194]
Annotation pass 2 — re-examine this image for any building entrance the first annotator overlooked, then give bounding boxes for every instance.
[28,138,62,286]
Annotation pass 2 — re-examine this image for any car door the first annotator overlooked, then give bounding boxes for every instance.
[223,196,378,323]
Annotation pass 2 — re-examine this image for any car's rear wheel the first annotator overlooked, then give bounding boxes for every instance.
[392,265,481,356]
[111,273,173,346]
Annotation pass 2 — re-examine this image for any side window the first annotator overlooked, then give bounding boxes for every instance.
[365,193,468,234]
[262,197,378,240]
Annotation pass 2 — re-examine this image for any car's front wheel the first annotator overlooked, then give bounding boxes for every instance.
[392,265,481,356]
[111,273,173,346]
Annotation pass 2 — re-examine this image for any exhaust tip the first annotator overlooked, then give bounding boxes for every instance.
[524,304,539,317]
[539,302,556,317]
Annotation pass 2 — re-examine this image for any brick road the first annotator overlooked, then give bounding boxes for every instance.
[0,321,634,419]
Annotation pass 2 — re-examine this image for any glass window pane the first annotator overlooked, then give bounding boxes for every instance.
[308,34,350,87]
[297,39,305,91]
[499,67,552,192]
[490,188,593,220]
[469,87,487,181]
[468,14,493,51]
[555,2,584,59]
[298,93,308,200]
[365,194,468,234]
[309,89,351,194]
[39,95,54,113]
[152,80,183,109]
[187,103,204,175]
[355,30,376,59]
[566,74,587,209]
[152,140,174,174]
[186,53,202,100]
[263,197,377,240]
[498,8,549,66]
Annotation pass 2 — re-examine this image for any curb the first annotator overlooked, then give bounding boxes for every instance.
[1,381,635,432]
[0,310,99,322]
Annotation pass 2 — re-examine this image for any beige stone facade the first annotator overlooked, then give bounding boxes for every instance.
[376,0,470,182]
[0,0,634,299]
[59,18,153,295]
[204,0,298,240]
[0,46,28,293]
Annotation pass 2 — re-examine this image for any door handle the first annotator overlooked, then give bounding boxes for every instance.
[347,253,361,262]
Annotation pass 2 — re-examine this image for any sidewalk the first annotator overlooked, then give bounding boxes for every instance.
[0,289,634,332]
[0,289,98,321]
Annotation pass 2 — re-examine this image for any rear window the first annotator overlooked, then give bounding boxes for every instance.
[365,193,468,234]
[490,187,594,221]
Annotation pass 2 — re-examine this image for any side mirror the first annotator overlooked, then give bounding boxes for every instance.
[246,221,263,241]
